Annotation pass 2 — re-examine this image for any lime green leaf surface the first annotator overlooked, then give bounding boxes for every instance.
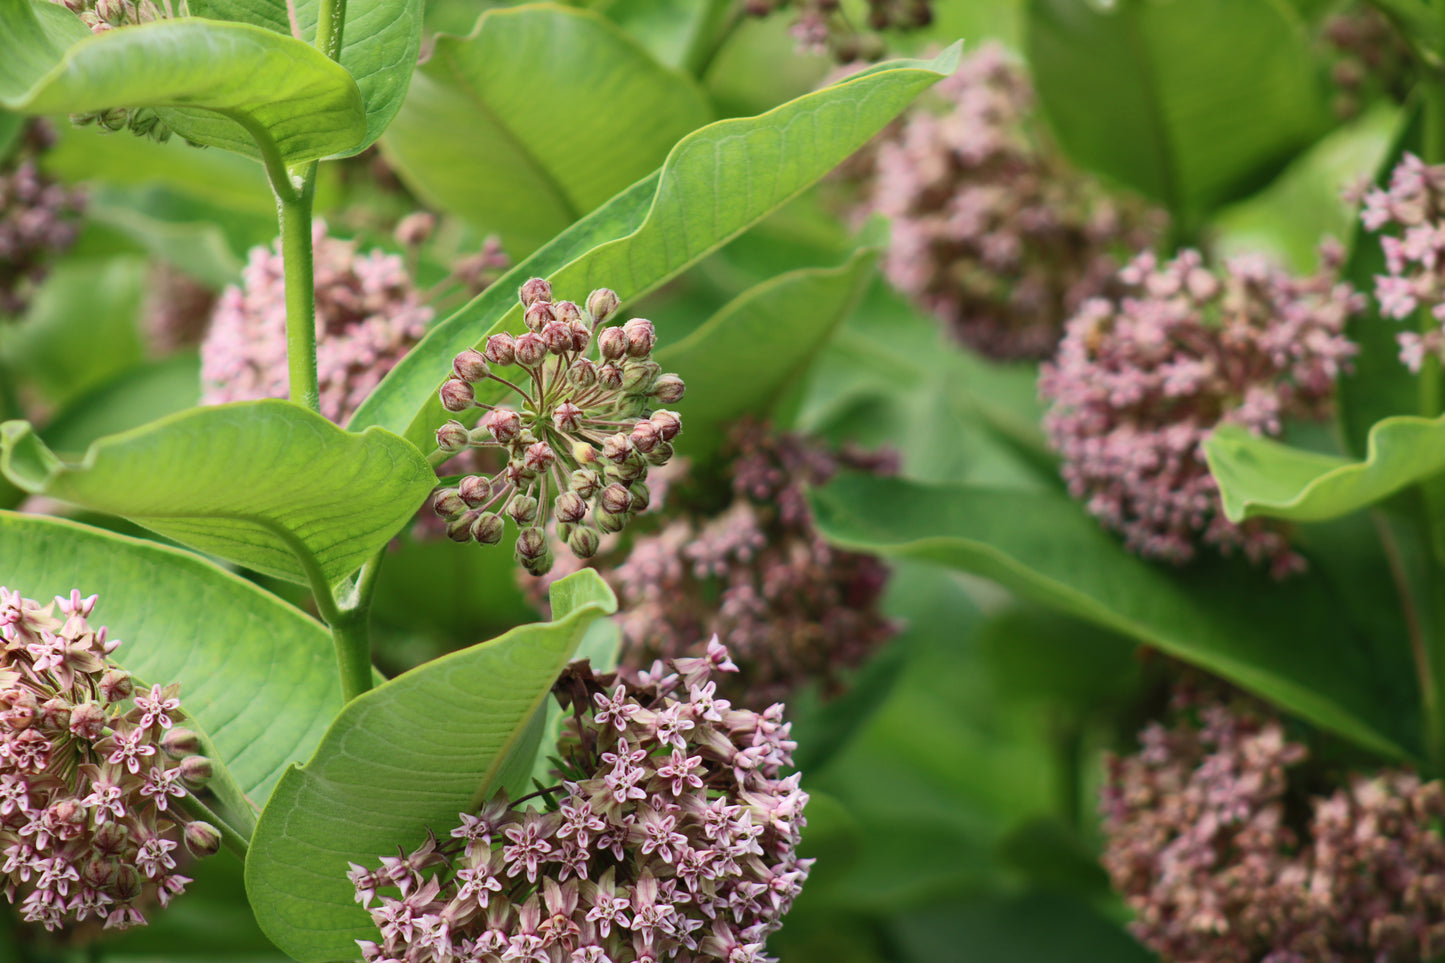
[349,46,960,450]
[0,0,365,163]
[244,570,617,962]
[0,512,341,804]
[0,400,437,585]
[1026,0,1326,220]
[381,4,712,252]
[189,0,421,154]
[809,473,1421,759]
[1207,417,1445,523]
[654,248,877,457]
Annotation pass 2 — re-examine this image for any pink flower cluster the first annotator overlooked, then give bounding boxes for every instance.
[742,0,933,60]
[866,44,1163,360]
[1321,5,1413,120]
[0,588,218,932]
[1360,153,1445,372]
[200,220,433,423]
[0,122,84,318]
[1039,247,1362,576]
[1102,690,1445,962]
[349,639,810,963]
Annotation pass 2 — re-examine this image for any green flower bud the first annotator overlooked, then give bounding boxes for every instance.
[568,526,601,559]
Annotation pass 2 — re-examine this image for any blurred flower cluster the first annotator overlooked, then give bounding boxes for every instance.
[1361,153,1445,372]
[860,43,1163,360]
[1040,247,1362,576]
[1320,4,1413,119]
[1,122,84,319]
[350,640,809,963]
[0,588,218,932]
[1102,688,1445,962]
[743,0,933,61]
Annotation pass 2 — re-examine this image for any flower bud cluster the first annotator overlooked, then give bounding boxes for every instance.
[431,278,685,576]
[861,43,1164,360]
[1359,152,1445,372]
[0,587,217,932]
[742,0,932,61]
[200,219,434,424]
[350,638,810,963]
[1039,247,1362,577]
[1321,5,1413,120]
[1102,689,1445,962]
[0,122,84,318]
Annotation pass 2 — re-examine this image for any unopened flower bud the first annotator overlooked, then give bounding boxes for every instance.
[569,358,598,387]
[99,669,133,704]
[521,548,554,576]
[554,301,582,325]
[437,420,470,454]
[484,332,517,366]
[515,527,548,560]
[631,421,661,453]
[458,475,492,508]
[96,0,128,24]
[184,820,222,858]
[568,527,601,558]
[622,359,660,393]
[570,468,602,497]
[452,349,490,383]
[439,378,476,412]
[524,441,556,473]
[554,490,587,524]
[161,727,201,759]
[598,326,628,360]
[596,507,627,533]
[394,211,436,247]
[179,754,213,789]
[519,277,552,307]
[458,511,497,543]
[600,483,633,515]
[652,373,686,403]
[651,409,682,440]
[569,319,592,352]
[433,489,466,518]
[586,288,620,323]
[114,864,142,901]
[627,482,651,514]
[447,511,480,542]
[93,822,130,856]
[507,494,539,525]
[69,701,107,741]
[601,433,633,463]
[505,460,534,486]
[515,332,548,366]
[553,402,583,432]
[605,456,646,483]
[597,363,624,390]
[644,440,675,465]
[484,408,523,443]
[524,301,557,332]
[38,696,70,731]
[623,318,656,357]
[81,856,117,888]
[542,321,572,354]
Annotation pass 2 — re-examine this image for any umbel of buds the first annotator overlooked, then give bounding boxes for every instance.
[350,638,810,963]
[0,588,218,931]
[1,122,85,318]
[432,278,685,575]
[742,0,933,61]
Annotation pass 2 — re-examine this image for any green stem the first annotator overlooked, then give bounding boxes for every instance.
[326,548,386,703]
[682,0,743,79]
[277,165,321,414]
[314,0,347,61]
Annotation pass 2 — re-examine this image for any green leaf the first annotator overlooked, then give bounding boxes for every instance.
[0,511,341,804]
[891,892,1154,963]
[244,569,618,962]
[39,354,202,454]
[808,473,1422,759]
[189,0,422,154]
[1206,417,1445,523]
[0,0,365,163]
[654,248,877,457]
[379,3,712,253]
[1026,0,1326,221]
[0,400,437,585]
[348,46,961,449]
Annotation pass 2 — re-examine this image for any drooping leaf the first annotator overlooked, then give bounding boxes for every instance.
[244,569,617,962]
[1026,0,1327,222]
[653,248,878,457]
[347,46,961,450]
[380,3,712,253]
[0,512,341,806]
[808,473,1421,759]
[0,400,437,585]
[0,0,366,163]
[188,0,422,154]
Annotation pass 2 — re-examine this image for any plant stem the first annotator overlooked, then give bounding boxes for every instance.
[277,166,322,414]
[682,0,743,79]
[325,547,387,702]
[314,0,347,61]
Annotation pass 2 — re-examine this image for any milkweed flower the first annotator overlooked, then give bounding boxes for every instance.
[0,587,217,931]
[1039,247,1361,576]
[200,220,434,424]
[349,639,811,963]
[1359,152,1445,372]
[864,43,1163,360]
[742,0,933,61]
[430,278,685,576]
[0,122,84,319]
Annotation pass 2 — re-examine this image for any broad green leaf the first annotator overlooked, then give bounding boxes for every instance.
[0,512,341,805]
[1026,0,1326,222]
[809,473,1422,759]
[348,46,961,449]
[0,400,437,585]
[1206,417,1445,523]
[654,248,877,457]
[189,0,422,154]
[891,892,1154,963]
[244,569,617,962]
[0,0,366,163]
[380,4,711,253]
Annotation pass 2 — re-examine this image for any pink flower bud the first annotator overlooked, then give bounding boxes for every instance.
[597,363,624,390]
[471,512,505,544]
[447,511,480,542]
[458,475,493,508]
[568,526,601,559]
[650,409,682,440]
[484,332,517,366]
[524,442,556,473]
[69,701,107,741]
[161,727,201,758]
[554,301,582,325]
[586,288,620,323]
[623,318,656,357]
[631,421,661,453]
[569,358,598,388]
[600,483,633,515]
[555,491,587,524]
[99,669,133,704]
[433,488,466,518]
[515,332,548,366]
[515,527,548,560]
[507,494,539,525]
[394,211,436,247]
[519,277,552,307]
[598,326,628,360]
[652,373,686,403]
[569,319,592,352]
[439,378,476,412]
[524,301,557,332]
[542,321,573,354]
[436,420,470,454]
[81,856,117,888]
[553,402,583,432]
[184,820,222,858]
[38,696,70,731]
[452,349,489,383]
[484,408,523,444]
[570,468,602,498]
[179,754,212,788]
[602,433,633,463]
[93,822,130,856]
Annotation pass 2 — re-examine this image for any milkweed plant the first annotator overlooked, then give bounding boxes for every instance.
[5,0,1445,960]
